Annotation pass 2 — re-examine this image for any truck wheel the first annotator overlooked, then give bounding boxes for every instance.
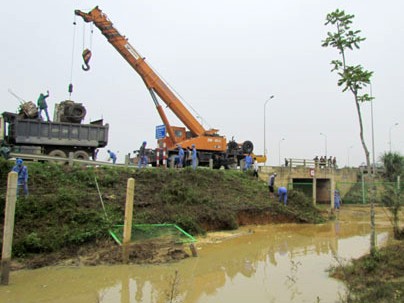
[74,150,90,160]
[48,149,67,164]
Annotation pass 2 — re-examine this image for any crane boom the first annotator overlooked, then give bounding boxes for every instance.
[75,6,213,139]
[74,6,264,168]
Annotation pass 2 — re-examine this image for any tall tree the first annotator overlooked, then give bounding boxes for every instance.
[322,9,377,256]
[322,9,373,172]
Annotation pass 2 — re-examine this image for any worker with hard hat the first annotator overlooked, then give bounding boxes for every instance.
[268,172,277,198]
[138,141,148,168]
[12,158,29,197]
[107,150,117,164]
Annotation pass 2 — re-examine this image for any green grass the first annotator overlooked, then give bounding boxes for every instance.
[330,241,404,303]
[0,158,324,259]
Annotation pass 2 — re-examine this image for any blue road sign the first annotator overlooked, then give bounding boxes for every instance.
[155,125,166,139]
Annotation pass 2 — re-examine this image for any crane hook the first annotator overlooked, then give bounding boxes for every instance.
[81,48,92,71]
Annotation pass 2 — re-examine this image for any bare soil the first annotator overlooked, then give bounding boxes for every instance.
[12,238,190,270]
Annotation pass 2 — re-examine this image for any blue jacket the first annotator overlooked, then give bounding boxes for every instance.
[12,164,28,182]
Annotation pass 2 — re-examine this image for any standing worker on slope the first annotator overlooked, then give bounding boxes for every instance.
[37,90,50,121]
[177,145,184,168]
[268,173,277,198]
[334,189,342,210]
[12,158,29,197]
[244,153,253,171]
[253,159,259,178]
[138,141,148,168]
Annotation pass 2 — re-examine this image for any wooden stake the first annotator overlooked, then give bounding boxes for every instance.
[189,243,198,257]
[1,172,18,285]
[122,178,135,263]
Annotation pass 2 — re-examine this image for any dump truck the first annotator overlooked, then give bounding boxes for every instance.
[75,7,265,168]
[0,100,109,160]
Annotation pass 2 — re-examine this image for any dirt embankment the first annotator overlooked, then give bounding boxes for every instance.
[0,160,325,269]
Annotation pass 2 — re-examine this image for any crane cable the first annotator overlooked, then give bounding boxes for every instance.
[150,63,212,130]
[68,14,77,98]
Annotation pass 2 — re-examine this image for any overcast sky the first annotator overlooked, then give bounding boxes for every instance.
[1,0,403,166]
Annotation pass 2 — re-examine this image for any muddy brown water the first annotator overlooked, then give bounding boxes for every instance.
[0,206,398,303]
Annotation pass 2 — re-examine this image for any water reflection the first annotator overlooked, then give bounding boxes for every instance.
[0,207,394,303]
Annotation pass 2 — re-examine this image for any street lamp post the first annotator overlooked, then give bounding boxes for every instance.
[278,138,285,166]
[370,83,376,174]
[320,132,327,157]
[389,122,399,152]
[263,95,275,165]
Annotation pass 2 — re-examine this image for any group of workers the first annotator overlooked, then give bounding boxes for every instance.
[267,171,342,209]
[106,142,198,169]
[314,155,337,168]
[7,155,342,210]
[267,173,288,205]
[174,144,198,169]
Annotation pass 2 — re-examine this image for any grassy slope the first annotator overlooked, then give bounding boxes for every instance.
[331,241,404,303]
[0,159,324,259]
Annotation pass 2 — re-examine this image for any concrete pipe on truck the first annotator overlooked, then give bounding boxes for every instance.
[242,140,254,154]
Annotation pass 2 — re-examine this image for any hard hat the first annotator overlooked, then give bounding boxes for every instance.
[16,158,23,165]
[143,141,147,145]
[192,144,195,147]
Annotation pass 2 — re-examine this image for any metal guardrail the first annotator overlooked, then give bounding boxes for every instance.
[286,158,316,168]
[9,152,132,167]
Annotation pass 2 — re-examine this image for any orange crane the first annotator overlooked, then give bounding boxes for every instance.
[75,6,263,168]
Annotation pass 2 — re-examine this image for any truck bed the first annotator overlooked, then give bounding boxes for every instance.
[2,112,108,148]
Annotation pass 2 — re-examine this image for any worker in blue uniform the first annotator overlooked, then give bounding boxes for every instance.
[138,141,148,168]
[12,158,29,197]
[178,145,184,168]
[334,190,342,210]
[107,150,117,164]
[278,186,288,205]
[244,153,253,171]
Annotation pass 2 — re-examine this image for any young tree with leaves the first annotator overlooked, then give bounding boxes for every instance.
[322,9,373,172]
[322,9,377,256]
[380,151,403,239]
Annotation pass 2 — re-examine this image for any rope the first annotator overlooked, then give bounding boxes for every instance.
[94,176,109,221]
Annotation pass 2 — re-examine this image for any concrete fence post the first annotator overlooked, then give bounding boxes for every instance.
[68,152,74,167]
[122,178,135,263]
[124,154,130,167]
[1,172,18,285]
